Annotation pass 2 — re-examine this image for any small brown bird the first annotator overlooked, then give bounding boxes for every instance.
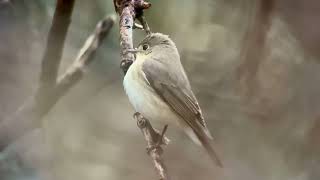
[123,33,222,167]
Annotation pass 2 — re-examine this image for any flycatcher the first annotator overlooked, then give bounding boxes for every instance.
[123,33,222,167]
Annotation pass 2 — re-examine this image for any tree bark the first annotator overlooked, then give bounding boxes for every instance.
[114,1,170,179]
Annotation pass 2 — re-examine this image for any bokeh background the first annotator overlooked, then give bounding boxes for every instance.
[0,0,320,180]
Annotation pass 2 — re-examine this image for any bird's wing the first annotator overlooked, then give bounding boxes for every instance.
[142,59,206,129]
[142,59,223,167]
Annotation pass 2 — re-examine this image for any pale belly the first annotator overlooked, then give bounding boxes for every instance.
[123,59,203,145]
[123,61,179,125]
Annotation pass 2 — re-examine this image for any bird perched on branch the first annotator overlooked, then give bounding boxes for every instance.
[123,33,222,167]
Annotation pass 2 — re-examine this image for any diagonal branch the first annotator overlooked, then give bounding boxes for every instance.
[236,0,275,97]
[0,14,115,150]
[0,0,76,150]
[54,15,116,99]
[34,0,75,124]
[114,1,170,180]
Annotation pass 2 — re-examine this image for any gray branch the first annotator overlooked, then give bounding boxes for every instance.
[0,14,115,150]
[55,15,116,97]
[114,1,170,179]
[136,113,170,180]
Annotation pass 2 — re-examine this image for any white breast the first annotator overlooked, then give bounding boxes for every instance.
[123,57,178,125]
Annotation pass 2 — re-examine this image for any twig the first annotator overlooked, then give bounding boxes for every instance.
[135,113,170,180]
[55,15,116,97]
[137,15,151,35]
[0,14,115,150]
[114,0,170,179]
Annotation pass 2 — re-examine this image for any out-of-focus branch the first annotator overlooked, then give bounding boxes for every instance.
[236,0,275,97]
[0,13,115,150]
[135,113,170,180]
[0,0,76,150]
[114,1,170,179]
[37,0,75,97]
[55,15,116,98]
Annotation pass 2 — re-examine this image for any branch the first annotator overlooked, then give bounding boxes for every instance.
[114,0,170,179]
[55,15,116,98]
[0,0,76,150]
[236,0,275,97]
[38,0,75,92]
[137,15,151,35]
[0,14,115,150]
[135,113,170,180]
[114,0,151,73]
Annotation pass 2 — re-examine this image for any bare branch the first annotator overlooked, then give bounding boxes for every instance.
[135,113,170,180]
[38,0,75,90]
[114,0,151,73]
[137,15,151,35]
[236,0,275,97]
[0,14,115,150]
[55,15,116,97]
[114,0,169,179]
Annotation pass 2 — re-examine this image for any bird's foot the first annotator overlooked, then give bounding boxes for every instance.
[133,112,141,119]
[156,125,168,146]
[146,144,163,155]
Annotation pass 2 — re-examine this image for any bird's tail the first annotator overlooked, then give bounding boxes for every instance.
[198,132,223,168]
[184,126,223,167]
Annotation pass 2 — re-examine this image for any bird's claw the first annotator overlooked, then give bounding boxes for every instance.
[146,144,163,155]
[133,112,141,119]
[157,125,168,146]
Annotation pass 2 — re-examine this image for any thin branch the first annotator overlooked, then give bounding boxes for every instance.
[135,113,170,180]
[38,0,75,90]
[0,14,115,150]
[236,0,275,97]
[55,15,116,97]
[0,0,76,150]
[114,0,169,179]
[137,15,151,35]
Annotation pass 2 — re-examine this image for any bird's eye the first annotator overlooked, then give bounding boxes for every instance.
[142,44,149,50]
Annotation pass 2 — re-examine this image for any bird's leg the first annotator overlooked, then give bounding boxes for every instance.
[146,125,169,155]
[133,112,141,119]
[157,125,168,146]
[134,112,170,154]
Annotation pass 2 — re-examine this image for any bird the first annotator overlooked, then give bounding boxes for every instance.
[123,32,222,167]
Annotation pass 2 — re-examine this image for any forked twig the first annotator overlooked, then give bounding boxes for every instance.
[0,13,115,150]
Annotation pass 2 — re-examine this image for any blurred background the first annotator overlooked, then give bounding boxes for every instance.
[0,0,320,179]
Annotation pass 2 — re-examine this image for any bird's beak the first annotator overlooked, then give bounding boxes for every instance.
[126,48,143,54]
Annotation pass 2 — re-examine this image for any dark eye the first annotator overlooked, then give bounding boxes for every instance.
[142,44,149,50]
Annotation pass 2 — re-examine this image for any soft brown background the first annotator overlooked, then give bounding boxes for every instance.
[0,0,319,180]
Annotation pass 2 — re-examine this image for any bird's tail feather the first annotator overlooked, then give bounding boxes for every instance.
[182,123,223,167]
[192,128,223,168]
